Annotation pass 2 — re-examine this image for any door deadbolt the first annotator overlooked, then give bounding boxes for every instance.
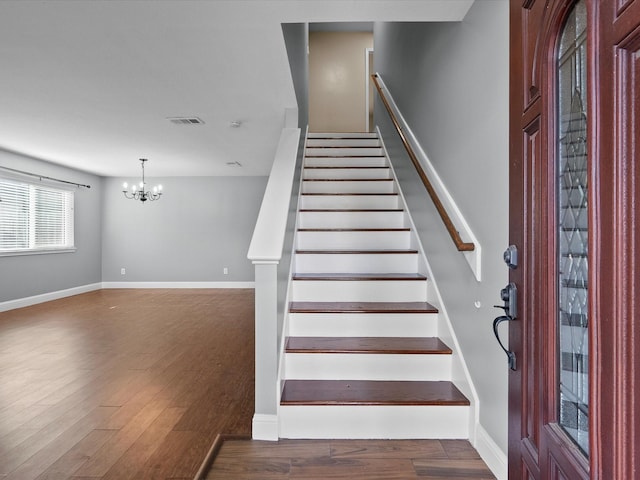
[503,245,518,269]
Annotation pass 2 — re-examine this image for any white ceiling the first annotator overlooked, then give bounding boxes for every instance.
[0,0,473,177]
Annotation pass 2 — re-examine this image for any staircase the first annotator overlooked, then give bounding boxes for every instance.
[278,131,471,439]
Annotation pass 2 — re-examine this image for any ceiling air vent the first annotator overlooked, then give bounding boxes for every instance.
[167,117,205,125]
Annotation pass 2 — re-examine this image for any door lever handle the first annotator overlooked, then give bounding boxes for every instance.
[493,315,516,371]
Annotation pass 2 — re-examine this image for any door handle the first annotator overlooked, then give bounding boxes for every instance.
[493,315,516,371]
[493,282,517,370]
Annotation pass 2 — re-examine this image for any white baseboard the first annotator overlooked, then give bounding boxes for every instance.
[252,414,279,441]
[0,283,102,313]
[474,424,507,480]
[101,281,255,289]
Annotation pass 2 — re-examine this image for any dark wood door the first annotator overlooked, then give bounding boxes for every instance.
[509,0,640,478]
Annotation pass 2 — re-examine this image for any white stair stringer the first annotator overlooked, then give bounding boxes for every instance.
[278,132,471,440]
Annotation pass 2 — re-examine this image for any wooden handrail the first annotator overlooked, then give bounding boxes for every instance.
[371,74,475,252]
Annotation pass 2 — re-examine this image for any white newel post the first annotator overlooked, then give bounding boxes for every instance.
[247,124,301,441]
[252,261,279,440]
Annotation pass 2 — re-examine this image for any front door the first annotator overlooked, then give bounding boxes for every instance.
[509,1,640,478]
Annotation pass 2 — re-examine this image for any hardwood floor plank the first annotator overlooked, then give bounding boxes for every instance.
[72,399,171,477]
[220,439,331,459]
[0,406,118,479]
[329,439,448,459]
[100,406,187,480]
[135,430,211,480]
[290,456,417,479]
[206,456,291,479]
[440,439,483,459]
[34,429,117,480]
[412,458,496,479]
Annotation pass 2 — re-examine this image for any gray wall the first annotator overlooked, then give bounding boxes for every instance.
[101,176,267,282]
[374,0,509,452]
[0,150,102,302]
[282,23,309,129]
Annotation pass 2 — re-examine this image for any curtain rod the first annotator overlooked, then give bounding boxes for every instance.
[0,165,91,189]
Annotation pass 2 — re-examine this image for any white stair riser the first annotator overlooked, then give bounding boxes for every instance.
[291,280,426,302]
[295,253,418,273]
[279,405,469,439]
[303,168,391,180]
[296,231,410,250]
[305,147,383,156]
[298,211,405,229]
[284,354,451,381]
[304,157,388,167]
[288,313,439,337]
[300,194,399,210]
[306,139,381,148]
[307,132,378,139]
[302,180,395,194]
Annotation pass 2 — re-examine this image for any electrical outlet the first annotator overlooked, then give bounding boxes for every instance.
[223,267,228,275]
[121,268,126,275]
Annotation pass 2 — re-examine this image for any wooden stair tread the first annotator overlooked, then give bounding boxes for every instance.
[297,228,410,232]
[295,249,418,254]
[292,273,426,281]
[299,208,403,212]
[280,380,469,406]
[285,337,451,354]
[298,227,411,232]
[301,193,397,196]
[303,178,392,182]
[304,155,386,158]
[289,301,438,314]
[304,166,389,169]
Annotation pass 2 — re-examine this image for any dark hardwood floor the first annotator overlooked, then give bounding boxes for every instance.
[205,438,495,479]
[0,289,254,479]
[0,289,494,480]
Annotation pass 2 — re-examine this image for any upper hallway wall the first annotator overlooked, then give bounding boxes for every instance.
[309,31,373,132]
[374,0,509,453]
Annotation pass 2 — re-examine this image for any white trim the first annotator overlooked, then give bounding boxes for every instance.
[374,73,482,281]
[365,47,374,132]
[101,281,255,289]
[473,424,508,480]
[0,247,76,257]
[0,282,102,313]
[252,414,279,441]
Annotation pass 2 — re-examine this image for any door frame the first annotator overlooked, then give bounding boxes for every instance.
[365,47,374,132]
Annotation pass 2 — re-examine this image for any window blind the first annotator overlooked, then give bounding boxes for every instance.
[0,178,74,253]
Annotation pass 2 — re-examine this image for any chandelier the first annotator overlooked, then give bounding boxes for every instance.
[122,159,163,202]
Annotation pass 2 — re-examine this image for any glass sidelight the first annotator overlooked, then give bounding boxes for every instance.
[556,0,588,456]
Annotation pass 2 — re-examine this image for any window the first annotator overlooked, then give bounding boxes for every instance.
[0,178,74,255]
